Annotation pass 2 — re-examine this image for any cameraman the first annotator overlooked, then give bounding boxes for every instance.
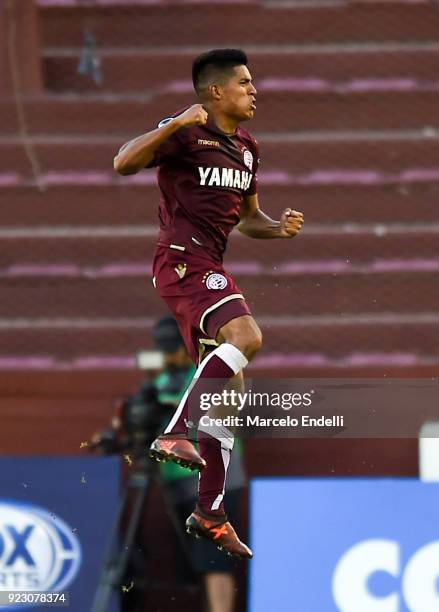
[153,316,246,612]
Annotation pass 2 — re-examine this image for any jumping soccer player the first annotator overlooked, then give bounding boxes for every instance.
[114,49,304,559]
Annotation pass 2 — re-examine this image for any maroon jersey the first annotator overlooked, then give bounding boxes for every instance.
[148,111,260,262]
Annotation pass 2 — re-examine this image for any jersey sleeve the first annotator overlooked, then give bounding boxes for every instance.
[145,115,185,168]
[246,139,260,195]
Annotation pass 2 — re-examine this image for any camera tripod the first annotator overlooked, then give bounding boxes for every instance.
[91,452,194,612]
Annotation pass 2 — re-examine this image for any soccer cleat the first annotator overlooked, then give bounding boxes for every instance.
[149,434,206,471]
[186,511,253,559]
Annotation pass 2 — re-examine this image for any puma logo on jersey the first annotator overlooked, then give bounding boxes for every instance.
[198,166,252,191]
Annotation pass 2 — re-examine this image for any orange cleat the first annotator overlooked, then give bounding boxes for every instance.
[149,434,206,471]
[186,510,253,559]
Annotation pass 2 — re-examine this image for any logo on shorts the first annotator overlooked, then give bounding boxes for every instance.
[174,263,187,279]
[203,271,228,290]
[243,148,253,171]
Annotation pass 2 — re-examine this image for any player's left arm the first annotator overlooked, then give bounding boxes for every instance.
[237,193,304,239]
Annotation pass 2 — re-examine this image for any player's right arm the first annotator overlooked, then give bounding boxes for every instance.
[113,104,208,175]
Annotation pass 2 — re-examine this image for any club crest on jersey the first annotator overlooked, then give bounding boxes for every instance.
[243,148,253,171]
[203,271,228,290]
[198,167,252,191]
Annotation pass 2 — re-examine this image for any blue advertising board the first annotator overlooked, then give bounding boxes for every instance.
[0,457,120,611]
[249,478,439,612]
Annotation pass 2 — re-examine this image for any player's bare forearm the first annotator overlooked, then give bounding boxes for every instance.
[238,194,304,239]
[113,120,182,175]
[113,104,208,175]
[237,208,283,239]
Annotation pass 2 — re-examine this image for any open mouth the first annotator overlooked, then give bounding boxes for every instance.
[250,102,256,110]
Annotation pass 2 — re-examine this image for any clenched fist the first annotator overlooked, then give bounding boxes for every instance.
[279,208,304,238]
[177,104,208,128]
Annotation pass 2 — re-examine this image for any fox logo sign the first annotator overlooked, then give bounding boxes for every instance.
[0,502,81,597]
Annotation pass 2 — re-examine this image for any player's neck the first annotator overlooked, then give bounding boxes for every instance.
[209,112,239,136]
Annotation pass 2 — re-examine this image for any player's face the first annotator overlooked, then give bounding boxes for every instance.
[220,65,257,122]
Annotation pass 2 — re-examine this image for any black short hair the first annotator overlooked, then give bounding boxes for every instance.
[192,48,248,95]
[153,316,184,353]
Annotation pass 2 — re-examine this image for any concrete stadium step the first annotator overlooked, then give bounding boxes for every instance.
[0,186,151,226]
[262,91,439,132]
[39,3,439,47]
[1,184,437,226]
[4,136,439,173]
[42,48,439,92]
[2,91,439,135]
[1,318,438,358]
[0,273,436,318]
[2,233,438,267]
